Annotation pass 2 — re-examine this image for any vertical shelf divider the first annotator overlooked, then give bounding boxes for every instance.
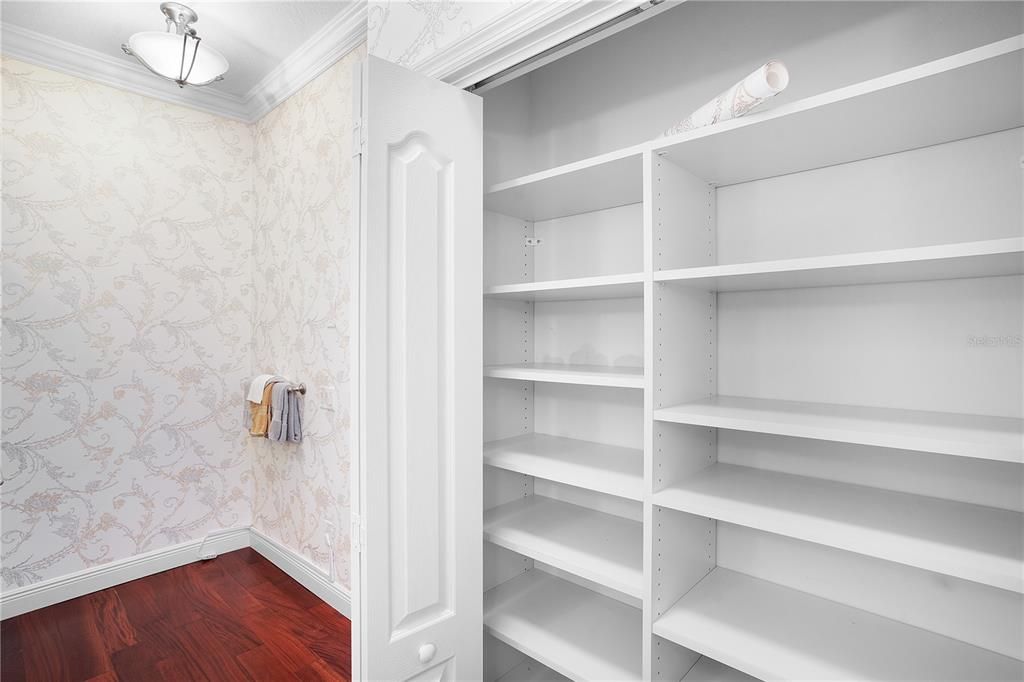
[649,151,722,680]
[642,149,656,681]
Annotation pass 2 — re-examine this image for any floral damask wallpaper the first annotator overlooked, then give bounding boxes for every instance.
[368,0,517,68]
[2,40,362,593]
[1,58,255,588]
[250,46,365,591]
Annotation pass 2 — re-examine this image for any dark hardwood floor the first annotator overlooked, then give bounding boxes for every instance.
[1,548,351,682]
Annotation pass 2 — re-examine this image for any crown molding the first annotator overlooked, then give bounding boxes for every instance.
[0,23,252,120]
[243,1,366,122]
[411,0,651,90]
[1,4,366,123]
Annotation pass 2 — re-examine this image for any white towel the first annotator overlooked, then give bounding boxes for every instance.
[247,374,281,403]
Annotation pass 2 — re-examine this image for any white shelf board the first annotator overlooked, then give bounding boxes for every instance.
[654,395,1024,463]
[682,657,758,682]
[484,148,643,222]
[495,658,570,682]
[654,568,1024,682]
[484,363,644,388]
[483,434,644,501]
[485,273,645,301]
[485,496,643,598]
[654,238,1024,292]
[484,36,1023,215]
[652,35,1024,185]
[655,463,1023,593]
[485,570,642,682]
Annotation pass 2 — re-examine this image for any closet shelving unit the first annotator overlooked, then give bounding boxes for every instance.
[482,33,1024,682]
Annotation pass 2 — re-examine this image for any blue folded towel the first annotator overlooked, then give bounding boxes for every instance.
[268,381,303,443]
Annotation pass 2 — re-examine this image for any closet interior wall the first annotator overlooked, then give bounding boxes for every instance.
[484,1,1024,182]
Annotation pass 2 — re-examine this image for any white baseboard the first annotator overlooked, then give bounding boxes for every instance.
[0,526,350,620]
[249,527,351,618]
[0,527,250,620]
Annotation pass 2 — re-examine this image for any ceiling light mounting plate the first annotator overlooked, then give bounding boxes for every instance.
[160,2,198,32]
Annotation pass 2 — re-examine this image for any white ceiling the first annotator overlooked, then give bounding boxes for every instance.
[1,1,355,98]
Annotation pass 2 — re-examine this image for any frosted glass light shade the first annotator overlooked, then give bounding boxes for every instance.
[127,31,228,86]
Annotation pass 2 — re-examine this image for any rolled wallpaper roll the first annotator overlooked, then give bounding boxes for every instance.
[661,60,790,136]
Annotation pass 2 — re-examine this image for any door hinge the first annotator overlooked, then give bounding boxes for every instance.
[352,119,365,158]
[351,513,365,553]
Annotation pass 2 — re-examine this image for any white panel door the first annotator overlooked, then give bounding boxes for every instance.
[354,56,483,682]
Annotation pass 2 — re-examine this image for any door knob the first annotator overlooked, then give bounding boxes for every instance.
[418,642,437,664]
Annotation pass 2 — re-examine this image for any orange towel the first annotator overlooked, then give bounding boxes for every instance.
[249,381,277,436]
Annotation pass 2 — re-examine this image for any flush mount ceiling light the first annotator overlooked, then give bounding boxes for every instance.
[122,2,228,88]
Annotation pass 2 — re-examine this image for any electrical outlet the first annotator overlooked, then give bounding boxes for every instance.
[319,385,337,411]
